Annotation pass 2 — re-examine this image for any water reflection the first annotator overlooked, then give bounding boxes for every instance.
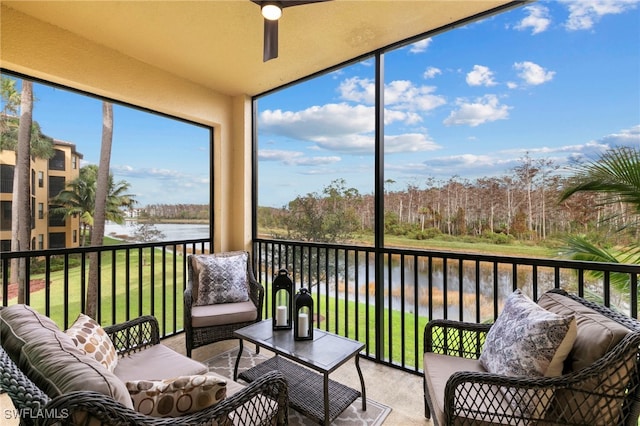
[268,250,579,323]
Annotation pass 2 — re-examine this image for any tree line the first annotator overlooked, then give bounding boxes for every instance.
[259,150,639,248]
[142,204,209,220]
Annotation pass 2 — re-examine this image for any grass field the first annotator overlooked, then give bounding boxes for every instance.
[13,236,431,369]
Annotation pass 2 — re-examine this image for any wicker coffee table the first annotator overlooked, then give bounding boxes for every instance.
[233,319,366,425]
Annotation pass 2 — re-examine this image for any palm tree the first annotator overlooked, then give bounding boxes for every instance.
[10,81,33,303]
[559,146,640,298]
[2,78,54,289]
[88,102,115,319]
[50,164,136,246]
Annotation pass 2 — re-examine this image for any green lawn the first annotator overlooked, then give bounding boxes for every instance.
[312,291,429,370]
[20,242,186,336]
[17,242,430,370]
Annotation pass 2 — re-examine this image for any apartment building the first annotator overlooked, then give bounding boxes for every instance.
[0,139,83,251]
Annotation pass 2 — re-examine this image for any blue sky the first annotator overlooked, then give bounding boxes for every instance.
[257,0,640,207]
[4,1,639,209]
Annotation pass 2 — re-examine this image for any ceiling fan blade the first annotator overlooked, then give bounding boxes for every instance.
[263,18,278,62]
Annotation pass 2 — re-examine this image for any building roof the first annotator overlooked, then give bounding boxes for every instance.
[1,1,522,97]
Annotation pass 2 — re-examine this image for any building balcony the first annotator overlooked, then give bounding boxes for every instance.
[1,237,638,424]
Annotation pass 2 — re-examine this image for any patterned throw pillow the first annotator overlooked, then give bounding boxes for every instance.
[479,289,576,417]
[193,252,250,306]
[66,313,118,373]
[126,374,227,417]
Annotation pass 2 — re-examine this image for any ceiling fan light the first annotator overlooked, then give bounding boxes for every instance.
[262,2,282,20]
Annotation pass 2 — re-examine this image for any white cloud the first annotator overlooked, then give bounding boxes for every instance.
[423,66,442,79]
[385,133,441,154]
[260,103,375,139]
[260,102,438,155]
[338,77,446,112]
[466,65,497,87]
[339,77,375,104]
[385,80,447,111]
[258,149,341,166]
[599,124,640,146]
[307,132,439,155]
[560,0,639,30]
[515,4,551,34]
[409,38,432,53]
[514,61,555,85]
[443,95,511,127]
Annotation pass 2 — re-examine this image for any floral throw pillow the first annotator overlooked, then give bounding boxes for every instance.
[193,251,250,306]
[65,313,118,373]
[479,289,576,417]
[126,374,227,417]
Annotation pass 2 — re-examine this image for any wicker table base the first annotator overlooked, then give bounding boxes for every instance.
[239,356,360,425]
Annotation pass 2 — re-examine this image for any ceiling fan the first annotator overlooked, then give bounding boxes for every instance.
[251,0,331,62]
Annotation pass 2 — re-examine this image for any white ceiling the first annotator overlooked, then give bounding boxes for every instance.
[2,0,521,97]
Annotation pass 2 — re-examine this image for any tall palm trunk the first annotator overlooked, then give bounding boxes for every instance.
[86,102,113,319]
[10,81,33,303]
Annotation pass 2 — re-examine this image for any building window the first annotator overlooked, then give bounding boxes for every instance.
[0,201,11,231]
[38,171,44,187]
[72,156,78,169]
[73,230,77,243]
[48,232,66,249]
[48,176,65,199]
[49,149,65,171]
[31,169,36,195]
[31,237,35,250]
[0,240,10,252]
[38,203,44,220]
[0,164,14,193]
[38,234,44,250]
[48,205,65,227]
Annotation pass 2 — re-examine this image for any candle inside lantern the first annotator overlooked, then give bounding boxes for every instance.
[297,312,309,338]
[276,305,287,326]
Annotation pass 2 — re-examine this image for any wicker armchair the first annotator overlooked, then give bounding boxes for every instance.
[0,315,288,426]
[184,251,264,357]
[423,289,640,426]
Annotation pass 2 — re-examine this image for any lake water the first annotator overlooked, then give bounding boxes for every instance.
[105,221,210,241]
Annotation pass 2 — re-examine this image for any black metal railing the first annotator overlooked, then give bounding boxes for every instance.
[2,237,638,376]
[253,238,640,374]
[1,238,209,336]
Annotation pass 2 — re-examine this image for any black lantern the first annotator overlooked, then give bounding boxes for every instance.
[294,287,314,340]
[272,269,293,330]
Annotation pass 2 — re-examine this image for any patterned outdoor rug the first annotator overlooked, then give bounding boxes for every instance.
[205,348,391,425]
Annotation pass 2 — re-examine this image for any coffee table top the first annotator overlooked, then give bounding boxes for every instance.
[234,319,365,374]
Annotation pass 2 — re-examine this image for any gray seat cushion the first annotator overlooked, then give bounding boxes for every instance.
[0,304,61,364]
[0,305,132,408]
[114,344,208,382]
[190,301,257,328]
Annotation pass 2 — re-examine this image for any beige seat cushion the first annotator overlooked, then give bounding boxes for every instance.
[190,301,257,328]
[114,344,208,382]
[538,291,632,425]
[20,329,133,409]
[424,353,517,426]
[537,292,630,372]
[1,304,132,409]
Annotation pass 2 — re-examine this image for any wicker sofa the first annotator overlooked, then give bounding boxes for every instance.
[423,289,640,426]
[0,304,288,426]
